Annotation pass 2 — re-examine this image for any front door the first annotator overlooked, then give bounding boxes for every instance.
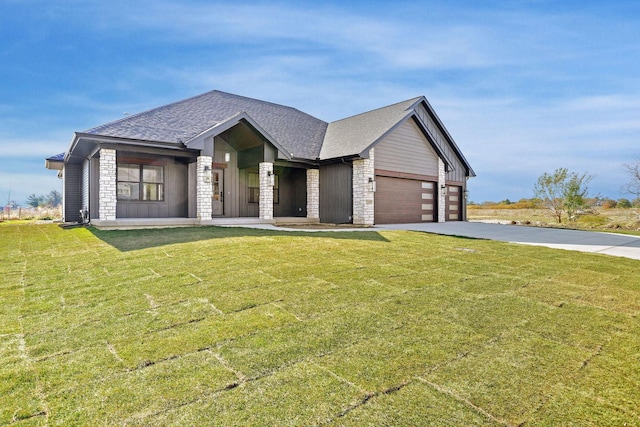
[212,169,224,216]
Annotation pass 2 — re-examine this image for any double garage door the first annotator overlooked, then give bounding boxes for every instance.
[374,176,462,224]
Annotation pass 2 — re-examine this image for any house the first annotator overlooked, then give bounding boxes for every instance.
[45,90,474,228]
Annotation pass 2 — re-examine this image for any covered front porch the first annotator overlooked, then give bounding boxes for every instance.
[91,118,320,225]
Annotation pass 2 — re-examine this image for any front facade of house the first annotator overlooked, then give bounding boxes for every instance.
[46,91,474,227]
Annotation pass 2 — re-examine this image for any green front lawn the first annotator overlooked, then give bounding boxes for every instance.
[1,224,638,425]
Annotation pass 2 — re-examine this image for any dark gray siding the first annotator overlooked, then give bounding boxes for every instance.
[64,164,82,223]
[116,154,189,218]
[274,167,307,217]
[375,120,439,176]
[188,162,196,218]
[238,169,259,217]
[320,162,352,224]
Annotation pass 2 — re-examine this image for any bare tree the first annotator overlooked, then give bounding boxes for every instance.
[622,160,640,199]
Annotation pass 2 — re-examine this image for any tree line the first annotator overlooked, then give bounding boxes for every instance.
[472,159,640,224]
[25,190,62,208]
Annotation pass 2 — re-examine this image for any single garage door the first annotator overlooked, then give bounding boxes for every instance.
[446,185,462,221]
[375,176,436,224]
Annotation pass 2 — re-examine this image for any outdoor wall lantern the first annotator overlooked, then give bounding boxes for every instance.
[440,184,447,196]
[204,165,212,183]
[224,152,231,162]
[267,170,275,186]
[368,177,376,192]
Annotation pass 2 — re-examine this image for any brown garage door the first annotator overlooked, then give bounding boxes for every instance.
[446,185,462,221]
[375,176,436,224]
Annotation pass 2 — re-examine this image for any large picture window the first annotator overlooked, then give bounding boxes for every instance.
[117,164,164,201]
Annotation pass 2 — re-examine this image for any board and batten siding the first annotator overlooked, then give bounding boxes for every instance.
[319,162,353,224]
[81,160,90,214]
[63,164,82,223]
[414,104,467,183]
[375,119,439,177]
[116,155,188,218]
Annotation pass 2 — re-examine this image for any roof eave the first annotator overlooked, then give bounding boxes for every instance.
[73,133,189,152]
[45,159,64,170]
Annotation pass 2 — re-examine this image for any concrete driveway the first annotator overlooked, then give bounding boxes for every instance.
[381,221,640,260]
[232,221,640,260]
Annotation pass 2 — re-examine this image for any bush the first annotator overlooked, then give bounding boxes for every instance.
[602,199,618,209]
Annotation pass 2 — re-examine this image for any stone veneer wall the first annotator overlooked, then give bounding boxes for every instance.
[196,156,213,219]
[306,169,319,219]
[352,148,375,226]
[438,158,446,223]
[259,162,274,220]
[99,148,116,221]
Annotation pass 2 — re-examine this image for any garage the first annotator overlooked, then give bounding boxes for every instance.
[445,185,463,221]
[374,176,436,224]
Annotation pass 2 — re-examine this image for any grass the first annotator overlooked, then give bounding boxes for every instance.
[1,223,639,426]
[469,206,640,235]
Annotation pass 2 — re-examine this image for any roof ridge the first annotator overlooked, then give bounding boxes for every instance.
[329,96,423,124]
[214,90,328,123]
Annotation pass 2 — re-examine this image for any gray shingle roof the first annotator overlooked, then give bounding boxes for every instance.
[319,97,422,160]
[64,90,471,177]
[84,90,328,160]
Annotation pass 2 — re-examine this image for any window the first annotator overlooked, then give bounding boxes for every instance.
[273,174,279,204]
[248,172,260,203]
[247,172,279,204]
[117,164,164,201]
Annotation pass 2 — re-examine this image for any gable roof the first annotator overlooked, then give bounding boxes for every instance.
[52,90,473,177]
[83,90,328,160]
[320,97,422,160]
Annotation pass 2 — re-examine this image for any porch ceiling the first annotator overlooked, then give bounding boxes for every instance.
[220,121,266,152]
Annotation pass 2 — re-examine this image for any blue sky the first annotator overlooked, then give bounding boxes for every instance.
[1,0,639,205]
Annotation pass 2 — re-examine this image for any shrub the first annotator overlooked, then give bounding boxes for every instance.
[601,199,618,209]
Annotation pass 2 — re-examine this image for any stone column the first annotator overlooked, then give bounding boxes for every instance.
[99,148,117,221]
[438,158,447,223]
[306,168,319,220]
[196,156,213,219]
[352,148,375,226]
[259,162,274,220]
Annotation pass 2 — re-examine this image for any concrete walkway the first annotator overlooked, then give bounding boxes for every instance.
[382,222,640,260]
[236,221,640,261]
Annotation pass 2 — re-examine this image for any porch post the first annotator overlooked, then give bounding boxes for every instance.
[306,168,319,220]
[196,156,213,219]
[99,148,116,221]
[259,162,274,220]
[438,158,446,223]
[352,148,375,226]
